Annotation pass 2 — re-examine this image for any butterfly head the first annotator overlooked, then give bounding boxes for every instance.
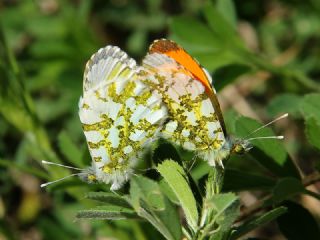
[78,167,97,184]
[229,113,289,157]
[229,138,253,155]
[210,113,288,167]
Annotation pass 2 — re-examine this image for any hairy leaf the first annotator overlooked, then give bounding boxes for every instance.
[157,160,198,231]
[231,207,287,239]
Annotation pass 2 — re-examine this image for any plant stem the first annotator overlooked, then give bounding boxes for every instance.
[195,167,224,240]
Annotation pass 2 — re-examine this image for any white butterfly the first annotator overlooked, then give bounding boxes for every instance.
[41,40,286,190]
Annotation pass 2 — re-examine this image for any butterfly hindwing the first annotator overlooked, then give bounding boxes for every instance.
[79,46,167,189]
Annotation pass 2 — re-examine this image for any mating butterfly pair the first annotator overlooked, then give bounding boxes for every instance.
[42,39,286,190]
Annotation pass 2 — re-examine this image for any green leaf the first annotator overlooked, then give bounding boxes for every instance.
[272,177,304,203]
[231,207,287,239]
[157,160,198,231]
[170,16,220,50]
[85,192,132,209]
[159,179,179,205]
[206,193,240,240]
[35,94,73,122]
[129,175,165,211]
[223,168,276,191]
[305,117,320,150]
[300,93,320,122]
[156,197,182,240]
[76,209,137,220]
[58,131,84,167]
[207,193,240,230]
[277,201,320,240]
[214,64,252,91]
[234,117,300,178]
[203,1,244,49]
[267,93,302,118]
[223,109,241,134]
[235,117,287,163]
[138,198,182,240]
[169,15,245,72]
[129,175,182,240]
[216,0,237,28]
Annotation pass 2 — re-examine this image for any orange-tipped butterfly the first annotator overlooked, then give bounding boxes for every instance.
[41,39,286,190]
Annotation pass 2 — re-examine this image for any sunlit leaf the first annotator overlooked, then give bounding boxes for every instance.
[129,175,181,240]
[305,117,320,150]
[157,160,198,231]
[300,93,320,122]
[203,1,244,49]
[216,0,237,28]
[267,93,302,118]
[129,175,165,211]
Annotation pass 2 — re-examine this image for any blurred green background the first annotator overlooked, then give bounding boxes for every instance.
[1,0,320,239]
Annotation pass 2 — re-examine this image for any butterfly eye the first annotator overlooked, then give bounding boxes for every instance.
[231,144,245,154]
[231,141,252,155]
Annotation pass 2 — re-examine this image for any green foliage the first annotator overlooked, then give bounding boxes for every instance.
[1,0,320,239]
[300,93,320,122]
[267,93,302,118]
[234,117,300,179]
[58,131,85,167]
[223,169,276,191]
[231,207,288,239]
[272,178,305,203]
[129,175,182,240]
[157,160,198,231]
[85,192,132,209]
[305,117,320,150]
[205,193,240,239]
[76,208,138,220]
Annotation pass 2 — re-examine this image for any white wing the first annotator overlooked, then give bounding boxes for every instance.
[141,53,226,166]
[79,46,167,190]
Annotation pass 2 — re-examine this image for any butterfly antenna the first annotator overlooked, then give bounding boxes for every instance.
[41,160,84,171]
[244,113,288,139]
[40,173,86,188]
[246,135,284,141]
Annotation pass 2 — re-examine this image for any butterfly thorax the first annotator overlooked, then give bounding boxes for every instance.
[197,137,252,166]
[227,137,252,155]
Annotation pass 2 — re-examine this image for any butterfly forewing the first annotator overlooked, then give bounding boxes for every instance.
[141,52,226,164]
[79,46,167,189]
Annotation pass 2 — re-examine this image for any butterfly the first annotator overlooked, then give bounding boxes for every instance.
[41,39,286,190]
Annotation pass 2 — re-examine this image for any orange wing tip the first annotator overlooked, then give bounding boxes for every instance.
[149,39,180,54]
[149,39,214,94]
